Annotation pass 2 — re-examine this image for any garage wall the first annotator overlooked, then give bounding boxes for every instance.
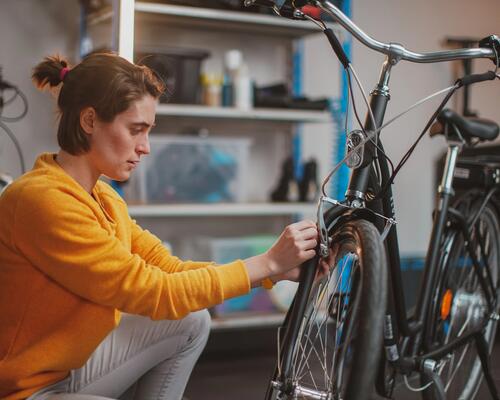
[0,0,79,178]
[303,0,500,255]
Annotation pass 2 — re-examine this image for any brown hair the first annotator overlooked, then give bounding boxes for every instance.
[32,53,165,155]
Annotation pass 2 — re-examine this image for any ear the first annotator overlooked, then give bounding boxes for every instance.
[79,107,97,135]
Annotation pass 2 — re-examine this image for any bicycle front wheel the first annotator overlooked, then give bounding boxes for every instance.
[424,196,500,400]
[270,219,387,400]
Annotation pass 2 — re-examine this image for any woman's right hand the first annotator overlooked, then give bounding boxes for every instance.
[244,220,319,287]
[266,220,318,275]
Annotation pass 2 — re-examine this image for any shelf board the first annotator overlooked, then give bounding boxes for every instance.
[211,312,285,331]
[128,203,316,217]
[210,309,330,330]
[136,3,326,38]
[155,104,330,123]
[88,2,331,37]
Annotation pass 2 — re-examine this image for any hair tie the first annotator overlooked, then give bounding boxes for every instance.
[59,67,70,82]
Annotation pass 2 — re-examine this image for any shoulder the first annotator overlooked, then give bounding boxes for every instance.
[2,171,63,207]
[95,180,127,206]
[5,173,91,224]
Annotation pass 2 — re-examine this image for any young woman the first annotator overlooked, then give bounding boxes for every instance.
[0,53,320,400]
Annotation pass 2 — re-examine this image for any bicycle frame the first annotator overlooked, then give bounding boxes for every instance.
[272,57,500,399]
[264,1,500,398]
[345,55,500,394]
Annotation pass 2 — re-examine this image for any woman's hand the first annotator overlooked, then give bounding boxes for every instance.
[266,220,319,275]
[244,220,320,287]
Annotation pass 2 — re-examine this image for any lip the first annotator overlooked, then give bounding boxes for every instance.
[127,160,140,167]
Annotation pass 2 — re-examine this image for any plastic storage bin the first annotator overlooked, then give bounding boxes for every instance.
[128,135,251,204]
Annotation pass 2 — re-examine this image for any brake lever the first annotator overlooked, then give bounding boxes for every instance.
[479,35,500,67]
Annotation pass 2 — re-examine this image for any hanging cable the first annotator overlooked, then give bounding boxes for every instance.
[0,71,28,174]
[0,119,25,174]
[0,87,29,122]
[346,68,395,180]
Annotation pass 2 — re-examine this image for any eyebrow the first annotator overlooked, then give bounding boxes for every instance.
[130,121,155,128]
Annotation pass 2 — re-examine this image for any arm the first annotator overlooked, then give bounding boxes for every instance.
[130,217,215,273]
[129,214,320,284]
[14,188,250,320]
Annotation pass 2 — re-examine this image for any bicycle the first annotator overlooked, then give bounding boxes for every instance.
[244,1,500,399]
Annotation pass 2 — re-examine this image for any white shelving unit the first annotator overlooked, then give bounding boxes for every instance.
[86,1,332,328]
[129,203,316,218]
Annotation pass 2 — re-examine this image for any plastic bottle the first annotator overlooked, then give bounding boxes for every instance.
[223,50,242,107]
[234,63,253,110]
[221,74,233,107]
[201,73,222,107]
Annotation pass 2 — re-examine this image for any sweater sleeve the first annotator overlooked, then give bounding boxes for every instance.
[129,217,214,273]
[13,188,250,320]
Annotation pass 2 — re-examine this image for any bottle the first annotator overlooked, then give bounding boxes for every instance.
[221,73,233,107]
[234,63,253,110]
[201,73,222,107]
[223,49,243,107]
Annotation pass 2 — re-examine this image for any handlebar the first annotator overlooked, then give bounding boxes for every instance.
[245,0,499,65]
[316,0,497,64]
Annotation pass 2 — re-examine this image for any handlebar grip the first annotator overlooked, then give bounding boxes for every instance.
[457,71,496,87]
[324,28,350,69]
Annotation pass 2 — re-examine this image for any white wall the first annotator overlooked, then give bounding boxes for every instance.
[0,0,79,178]
[304,0,500,255]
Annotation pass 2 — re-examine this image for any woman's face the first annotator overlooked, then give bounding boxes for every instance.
[88,94,157,181]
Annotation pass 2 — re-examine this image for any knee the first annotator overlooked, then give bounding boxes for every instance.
[185,309,211,344]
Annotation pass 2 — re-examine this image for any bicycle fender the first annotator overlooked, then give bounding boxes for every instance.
[324,206,378,234]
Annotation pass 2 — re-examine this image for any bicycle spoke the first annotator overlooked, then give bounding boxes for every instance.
[294,259,347,376]
[444,342,471,392]
[331,266,355,364]
[292,253,358,393]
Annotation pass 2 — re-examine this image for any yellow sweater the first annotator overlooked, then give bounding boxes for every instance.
[0,153,250,399]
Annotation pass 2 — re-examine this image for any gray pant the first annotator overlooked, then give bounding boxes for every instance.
[27,310,211,400]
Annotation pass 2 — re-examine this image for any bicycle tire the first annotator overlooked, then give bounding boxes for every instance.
[423,194,500,400]
[267,219,387,400]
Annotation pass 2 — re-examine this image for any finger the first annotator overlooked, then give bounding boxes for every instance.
[299,238,318,250]
[299,227,320,240]
[300,248,316,261]
[290,219,316,231]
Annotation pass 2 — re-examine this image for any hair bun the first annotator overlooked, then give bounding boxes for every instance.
[32,55,71,90]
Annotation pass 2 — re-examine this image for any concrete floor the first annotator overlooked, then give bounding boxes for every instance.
[184,327,500,400]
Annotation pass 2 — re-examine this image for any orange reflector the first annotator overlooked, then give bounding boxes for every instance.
[441,289,453,320]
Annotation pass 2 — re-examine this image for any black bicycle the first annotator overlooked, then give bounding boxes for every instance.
[244,1,500,399]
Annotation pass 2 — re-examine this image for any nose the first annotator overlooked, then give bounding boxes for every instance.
[136,134,150,156]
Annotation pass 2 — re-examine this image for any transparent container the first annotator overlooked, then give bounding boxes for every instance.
[126,135,251,204]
